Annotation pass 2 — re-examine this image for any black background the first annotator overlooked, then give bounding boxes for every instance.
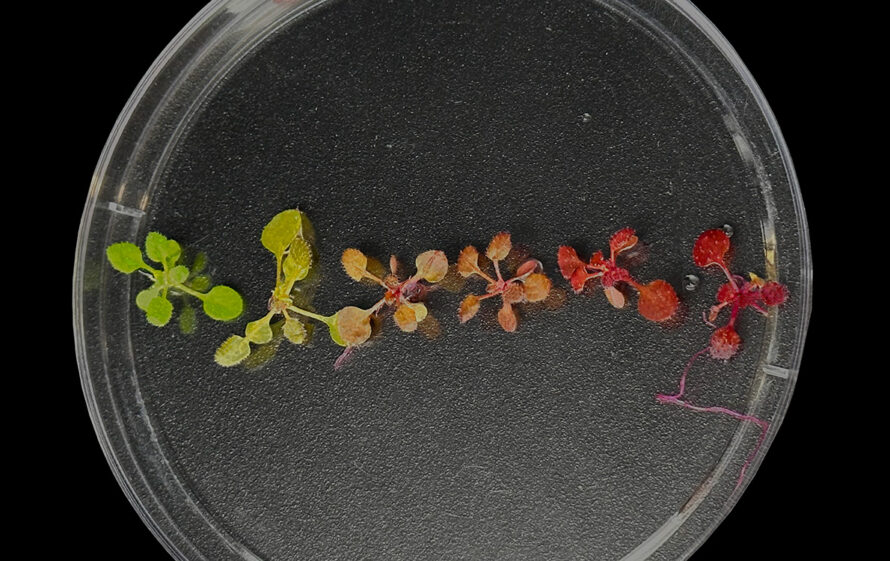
[52,1,837,559]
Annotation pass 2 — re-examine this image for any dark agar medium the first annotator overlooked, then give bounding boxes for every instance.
[73,1,810,561]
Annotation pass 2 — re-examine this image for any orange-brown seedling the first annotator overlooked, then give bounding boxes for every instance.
[557,228,678,322]
[457,232,552,332]
[341,248,448,336]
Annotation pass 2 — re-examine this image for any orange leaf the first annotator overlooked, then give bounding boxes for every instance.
[414,250,448,282]
[514,258,542,279]
[610,228,638,256]
[523,273,551,302]
[393,304,418,332]
[458,294,481,323]
[457,246,480,277]
[636,279,678,322]
[709,325,741,360]
[503,282,526,304]
[486,232,512,261]
[341,248,368,281]
[497,302,518,332]
[557,245,585,280]
[334,306,373,346]
[693,229,731,269]
[603,285,626,309]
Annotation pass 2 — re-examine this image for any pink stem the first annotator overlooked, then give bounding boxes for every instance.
[656,395,769,490]
[658,347,709,401]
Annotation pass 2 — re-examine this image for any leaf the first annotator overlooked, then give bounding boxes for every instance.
[514,259,542,279]
[106,242,146,274]
[145,296,173,326]
[169,265,190,285]
[179,303,196,335]
[693,229,731,269]
[389,255,399,275]
[189,275,211,292]
[609,228,638,257]
[502,282,525,304]
[261,209,302,258]
[328,321,347,347]
[415,250,448,283]
[215,335,251,367]
[144,232,181,267]
[760,281,789,307]
[245,315,274,344]
[709,325,741,360]
[404,301,428,322]
[497,302,518,332]
[603,285,626,309]
[202,285,244,321]
[486,232,511,261]
[569,267,592,294]
[283,317,308,344]
[457,246,480,277]
[191,252,207,273]
[523,273,551,302]
[283,237,312,283]
[589,251,606,268]
[394,304,418,332]
[341,248,368,281]
[636,280,678,322]
[333,306,373,346]
[458,294,480,323]
[557,246,585,280]
[136,284,162,311]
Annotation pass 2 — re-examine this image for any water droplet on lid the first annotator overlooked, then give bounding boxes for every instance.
[581,113,592,123]
[684,274,700,291]
[722,224,734,237]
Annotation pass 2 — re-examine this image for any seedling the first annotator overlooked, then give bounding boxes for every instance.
[656,228,789,488]
[557,228,679,322]
[340,247,448,334]
[106,232,243,328]
[457,232,552,332]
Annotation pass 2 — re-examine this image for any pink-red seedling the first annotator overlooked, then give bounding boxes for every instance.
[457,232,552,332]
[657,228,789,489]
[557,228,679,322]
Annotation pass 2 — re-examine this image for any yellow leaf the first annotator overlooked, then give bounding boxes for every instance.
[523,273,551,302]
[415,250,448,283]
[341,248,368,281]
[486,232,512,261]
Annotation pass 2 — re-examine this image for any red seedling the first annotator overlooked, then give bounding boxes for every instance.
[557,228,679,322]
[457,232,552,332]
[657,228,789,489]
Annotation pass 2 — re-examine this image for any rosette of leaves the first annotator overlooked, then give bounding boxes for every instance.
[457,232,552,332]
[215,209,320,366]
[106,232,243,328]
[339,248,448,338]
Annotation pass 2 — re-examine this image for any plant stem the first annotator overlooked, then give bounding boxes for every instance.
[287,305,332,325]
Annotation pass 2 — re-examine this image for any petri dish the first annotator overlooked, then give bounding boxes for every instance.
[73,1,812,560]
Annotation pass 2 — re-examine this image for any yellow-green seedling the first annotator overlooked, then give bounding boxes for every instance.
[106,232,243,328]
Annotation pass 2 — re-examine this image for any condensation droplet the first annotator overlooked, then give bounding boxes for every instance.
[722,224,734,237]
[581,112,592,123]
[684,274,700,291]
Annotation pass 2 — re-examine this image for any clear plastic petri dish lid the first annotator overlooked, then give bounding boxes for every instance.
[73,1,811,560]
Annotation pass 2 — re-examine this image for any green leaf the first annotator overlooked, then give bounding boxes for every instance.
[283,317,307,344]
[202,285,243,321]
[191,252,207,273]
[145,232,182,267]
[136,284,162,311]
[179,303,196,335]
[283,237,312,283]
[145,296,173,327]
[245,315,274,344]
[189,275,211,292]
[169,265,190,285]
[214,335,251,367]
[328,321,347,347]
[261,210,302,258]
[106,242,146,274]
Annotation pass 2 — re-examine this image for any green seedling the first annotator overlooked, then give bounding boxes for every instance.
[106,232,243,328]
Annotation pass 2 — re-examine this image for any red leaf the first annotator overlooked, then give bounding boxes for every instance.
[557,246,585,280]
[514,258,542,279]
[709,325,741,360]
[569,267,591,293]
[716,282,736,304]
[693,229,731,269]
[609,228,638,256]
[761,281,789,307]
[589,250,606,268]
[636,280,678,322]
